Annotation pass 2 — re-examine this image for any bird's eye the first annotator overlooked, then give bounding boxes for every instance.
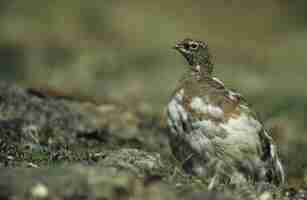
[189,43,198,50]
[183,43,190,50]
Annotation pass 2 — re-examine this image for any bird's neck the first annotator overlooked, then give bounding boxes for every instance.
[189,62,213,77]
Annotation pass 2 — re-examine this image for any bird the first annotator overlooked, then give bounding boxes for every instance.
[166,38,285,188]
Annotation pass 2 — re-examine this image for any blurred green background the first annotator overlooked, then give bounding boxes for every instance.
[0,0,306,185]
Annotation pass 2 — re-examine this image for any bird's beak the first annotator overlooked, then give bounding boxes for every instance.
[172,44,182,50]
[172,44,179,50]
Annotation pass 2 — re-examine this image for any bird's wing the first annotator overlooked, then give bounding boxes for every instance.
[181,76,251,121]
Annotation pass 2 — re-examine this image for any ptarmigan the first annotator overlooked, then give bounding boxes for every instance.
[166,38,285,188]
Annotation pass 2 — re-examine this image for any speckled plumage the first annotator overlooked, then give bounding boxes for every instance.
[166,38,285,188]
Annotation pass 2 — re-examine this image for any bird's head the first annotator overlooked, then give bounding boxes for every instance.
[173,38,213,74]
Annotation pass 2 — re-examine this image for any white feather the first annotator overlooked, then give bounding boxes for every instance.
[221,113,261,134]
[190,97,224,119]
